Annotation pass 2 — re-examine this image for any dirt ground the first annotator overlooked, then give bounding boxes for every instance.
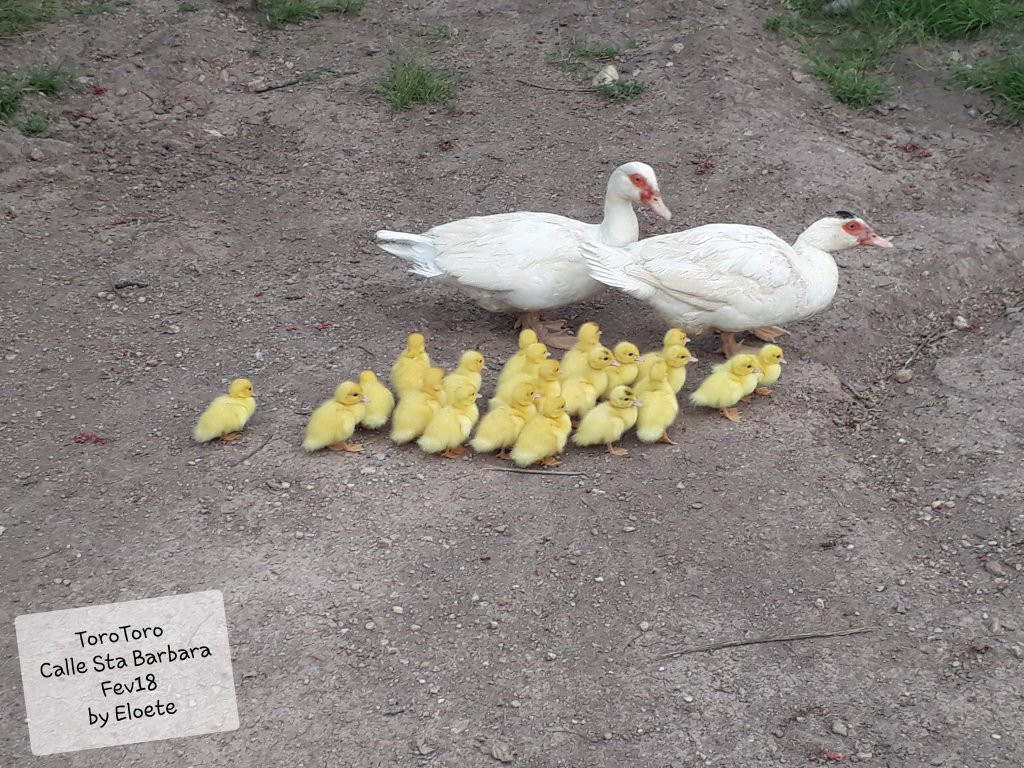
[2,0,1024,765]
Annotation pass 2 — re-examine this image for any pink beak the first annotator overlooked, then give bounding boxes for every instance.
[860,231,893,249]
[644,194,672,221]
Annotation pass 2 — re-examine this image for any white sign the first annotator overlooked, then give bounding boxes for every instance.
[15,590,238,756]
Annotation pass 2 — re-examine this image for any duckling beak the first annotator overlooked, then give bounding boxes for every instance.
[780,358,787,364]
[754,368,763,375]
[610,360,621,367]
[534,393,542,399]
[633,400,644,408]
[635,356,645,363]
[688,356,698,364]
[361,396,371,403]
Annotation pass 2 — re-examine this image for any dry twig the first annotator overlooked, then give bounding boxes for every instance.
[657,626,875,660]
[484,466,586,476]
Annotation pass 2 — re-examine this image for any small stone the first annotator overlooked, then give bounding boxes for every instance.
[165,324,181,334]
[364,621,375,630]
[545,651,557,661]
[137,296,147,303]
[392,606,404,615]
[639,621,652,632]
[603,732,613,741]
[682,694,694,703]
[410,624,421,631]
[815,598,826,609]
[594,576,604,582]
[992,733,1002,740]
[894,368,914,383]
[145,358,159,367]
[931,500,944,509]
[791,69,808,83]
[592,64,619,86]
[984,559,1007,577]
[29,147,45,161]
[832,721,848,737]
[491,740,515,763]
[690,502,704,509]
[953,315,970,330]
[0,526,5,536]
[494,524,507,533]
[510,699,521,708]
[623,525,636,532]
[672,42,685,53]
[377,537,392,548]
[360,466,376,475]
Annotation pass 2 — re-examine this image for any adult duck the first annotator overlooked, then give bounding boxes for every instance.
[578,211,892,356]
[374,162,671,349]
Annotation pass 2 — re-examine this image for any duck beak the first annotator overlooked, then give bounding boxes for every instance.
[780,358,787,364]
[633,400,644,408]
[688,356,698,364]
[644,194,672,221]
[635,356,645,363]
[754,368,763,375]
[859,230,893,248]
[361,396,371,403]
[610,360,621,367]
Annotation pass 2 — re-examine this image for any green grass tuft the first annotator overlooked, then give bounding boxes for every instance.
[21,64,72,95]
[957,50,1024,118]
[178,1,198,11]
[596,79,647,101]
[376,52,455,109]
[0,87,23,120]
[767,0,1024,112]
[257,0,364,28]
[0,0,59,37]
[19,111,48,135]
[569,39,642,61]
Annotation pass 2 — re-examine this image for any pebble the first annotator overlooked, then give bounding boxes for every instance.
[360,466,376,475]
[984,559,1007,577]
[509,700,521,708]
[392,606,404,615]
[29,147,45,161]
[623,525,636,532]
[639,621,651,632]
[0,526,5,536]
[953,315,970,330]
[545,652,557,660]
[894,368,914,383]
[690,502,704,509]
[603,732,613,741]
[832,721,848,736]
[364,621,375,630]
[165,324,181,334]
[494,524,507,533]
[682,694,694,703]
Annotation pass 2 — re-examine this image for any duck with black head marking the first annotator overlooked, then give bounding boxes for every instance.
[578,210,892,356]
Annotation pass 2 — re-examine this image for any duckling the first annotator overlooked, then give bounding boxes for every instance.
[471,381,540,458]
[640,327,689,368]
[637,344,696,394]
[509,395,573,468]
[572,385,642,456]
[561,345,617,418]
[689,354,761,423]
[357,370,395,429]
[390,367,446,444]
[417,383,480,458]
[492,352,558,407]
[602,341,643,397]
[531,358,562,403]
[391,332,431,396]
[497,342,549,391]
[634,361,680,444]
[444,349,486,401]
[193,378,256,443]
[753,343,785,396]
[303,381,370,452]
[558,321,602,379]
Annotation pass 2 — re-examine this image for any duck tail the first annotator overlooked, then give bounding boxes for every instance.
[374,230,444,278]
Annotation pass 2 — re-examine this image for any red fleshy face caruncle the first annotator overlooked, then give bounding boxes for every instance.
[629,172,672,220]
[844,218,893,248]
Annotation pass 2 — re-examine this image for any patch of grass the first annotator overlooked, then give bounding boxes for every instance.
[375,52,455,109]
[22,64,72,95]
[421,24,451,41]
[766,0,1024,111]
[0,87,23,121]
[570,39,642,60]
[256,0,364,28]
[178,1,198,11]
[19,111,49,135]
[596,79,647,101]
[246,46,266,57]
[72,1,113,15]
[0,0,59,37]
[957,49,1024,118]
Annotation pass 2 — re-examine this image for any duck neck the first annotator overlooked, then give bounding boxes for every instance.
[790,233,840,310]
[597,191,639,246]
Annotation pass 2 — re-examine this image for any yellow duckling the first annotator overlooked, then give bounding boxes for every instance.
[471,381,540,459]
[497,341,549,392]
[637,344,696,394]
[572,385,642,456]
[444,349,486,401]
[531,358,562,403]
[417,383,480,458]
[641,326,690,367]
[492,350,557,407]
[602,341,643,397]
[509,395,573,468]
[493,329,538,387]
[558,321,602,379]
[303,381,369,452]
[391,332,431,396]
[689,354,762,423]
[754,344,785,396]
[561,345,617,418]
[357,370,395,429]
[193,378,256,443]
[634,361,680,445]
[390,366,446,444]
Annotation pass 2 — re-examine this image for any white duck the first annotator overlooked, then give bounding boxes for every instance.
[578,211,892,356]
[374,162,671,349]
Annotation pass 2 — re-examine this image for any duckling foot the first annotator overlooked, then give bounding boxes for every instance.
[497,447,511,461]
[540,456,562,467]
[441,446,465,459]
[328,441,364,452]
[517,312,576,350]
[752,325,789,343]
[739,395,753,404]
[658,430,677,445]
[606,443,629,456]
[720,407,742,423]
[755,387,773,396]
[219,432,242,443]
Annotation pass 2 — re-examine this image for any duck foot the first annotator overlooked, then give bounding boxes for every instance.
[658,430,677,445]
[497,447,512,461]
[721,407,742,423]
[540,455,562,467]
[517,312,576,351]
[441,446,465,458]
[755,387,773,396]
[606,443,629,456]
[328,441,363,452]
[739,395,753,404]
[715,331,744,358]
[751,325,789,343]
[219,432,242,442]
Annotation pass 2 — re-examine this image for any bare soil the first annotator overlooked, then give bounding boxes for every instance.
[2,1,1023,766]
